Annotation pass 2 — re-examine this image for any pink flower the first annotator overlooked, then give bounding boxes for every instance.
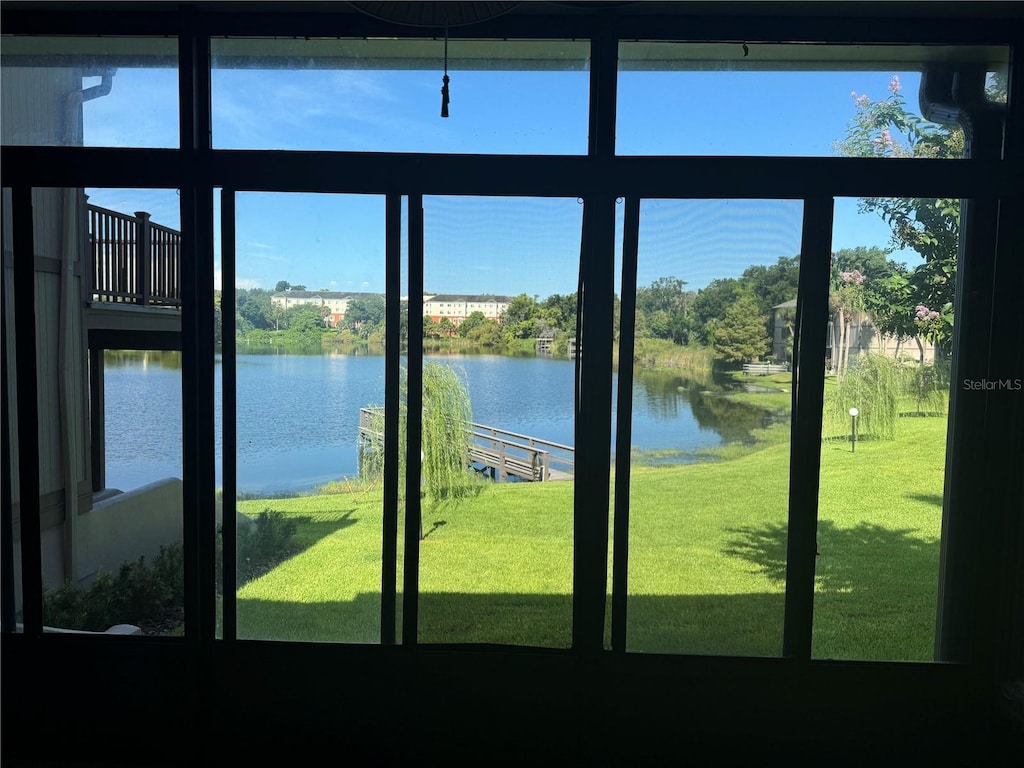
[872,129,895,155]
[888,75,901,94]
[856,94,870,106]
[915,304,941,333]
[841,270,865,285]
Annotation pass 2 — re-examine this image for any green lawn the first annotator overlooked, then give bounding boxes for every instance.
[232,411,946,662]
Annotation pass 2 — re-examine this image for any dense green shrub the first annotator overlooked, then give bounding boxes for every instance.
[112,556,173,623]
[42,543,184,632]
[216,507,298,591]
[42,509,296,632]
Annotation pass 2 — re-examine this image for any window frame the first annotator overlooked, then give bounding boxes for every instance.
[1,3,1019,672]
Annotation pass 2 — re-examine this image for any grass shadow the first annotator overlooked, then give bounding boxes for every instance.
[723,519,938,594]
[722,519,941,659]
[906,493,944,509]
[286,510,359,552]
[422,520,447,539]
[235,591,787,655]
[230,510,359,589]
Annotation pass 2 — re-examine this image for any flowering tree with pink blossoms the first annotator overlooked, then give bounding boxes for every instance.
[829,266,867,378]
[833,74,961,353]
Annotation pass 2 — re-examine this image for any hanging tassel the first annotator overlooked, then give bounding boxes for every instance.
[441,24,450,118]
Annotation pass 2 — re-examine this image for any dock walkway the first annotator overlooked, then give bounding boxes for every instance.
[359,407,574,483]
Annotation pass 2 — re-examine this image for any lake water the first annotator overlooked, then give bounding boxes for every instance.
[103,350,783,494]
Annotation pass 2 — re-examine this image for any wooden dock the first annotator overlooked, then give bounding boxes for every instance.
[359,407,574,483]
[468,424,574,482]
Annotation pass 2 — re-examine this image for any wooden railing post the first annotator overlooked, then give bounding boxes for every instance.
[134,211,151,306]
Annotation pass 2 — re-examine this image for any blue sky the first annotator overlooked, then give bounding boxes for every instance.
[83,63,931,297]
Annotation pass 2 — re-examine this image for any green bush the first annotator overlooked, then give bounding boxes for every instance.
[239,508,298,565]
[216,507,298,591]
[43,582,90,629]
[112,556,171,622]
[42,509,296,633]
[42,543,184,632]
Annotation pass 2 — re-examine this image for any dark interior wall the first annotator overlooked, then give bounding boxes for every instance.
[2,635,1020,765]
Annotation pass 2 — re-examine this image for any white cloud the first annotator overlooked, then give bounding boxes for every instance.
[329,70,395,103]
[213,269,261,291]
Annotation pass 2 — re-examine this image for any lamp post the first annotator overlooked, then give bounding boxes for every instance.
[849,407,859,452]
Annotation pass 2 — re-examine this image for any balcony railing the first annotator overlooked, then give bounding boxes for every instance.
[87,203,182,307]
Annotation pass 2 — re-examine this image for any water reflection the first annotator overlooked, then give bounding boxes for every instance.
[100,349,788,493]
[104,349,183,369]
[629,368,788,442]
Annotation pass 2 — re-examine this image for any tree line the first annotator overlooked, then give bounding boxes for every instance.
[222,242,928,367]
[222,74,972,365]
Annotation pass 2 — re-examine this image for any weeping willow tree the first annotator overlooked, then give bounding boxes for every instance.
[360,362,476,535]
[905,357,950,416]
[824,353,902,441]
[419,362,475,505]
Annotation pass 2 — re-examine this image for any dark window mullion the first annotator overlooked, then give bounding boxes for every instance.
[402,194,424,646]
[610,196,640,652]
[381,193,401,645]
[782,197,834,659]
[220,188,237,641]
[573,193,617,653]
[589,29,618,161]
[179,20,217,646]
[194,21,217,649]
[937,102,1007,667]
[2,286,16,633]
[569,16,619,655]
[11,185,43,636]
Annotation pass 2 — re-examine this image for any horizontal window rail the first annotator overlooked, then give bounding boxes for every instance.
[87,203,182,308]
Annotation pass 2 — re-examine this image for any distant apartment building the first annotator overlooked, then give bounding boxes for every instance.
[423,294,513,327]
[771,298,937,366]
[270,290,380,327]
[270,291,513,329]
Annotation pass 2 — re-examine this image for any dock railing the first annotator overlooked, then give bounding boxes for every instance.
[358,407,574,482]
[87,203,182,307]
[469,424,574,482]
[742,362,789,375]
